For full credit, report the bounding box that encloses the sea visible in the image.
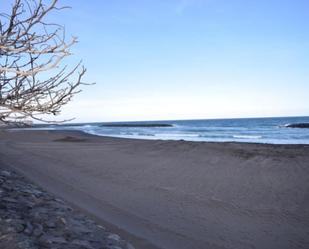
[33,116,309,144]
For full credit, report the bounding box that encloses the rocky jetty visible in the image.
[285,123,309,128]
[0,168,135,249]
[101,123,173,127]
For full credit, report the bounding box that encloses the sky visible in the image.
[3,0,309,122]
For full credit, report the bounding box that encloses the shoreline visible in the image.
[8,115,309,145]
[7,127,309,146]
[1,129,309,249]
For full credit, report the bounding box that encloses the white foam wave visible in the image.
[154,133,200,137]
[233,135,262,139]
[276,123,290,128]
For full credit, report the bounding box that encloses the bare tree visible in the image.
[0,0,87,124]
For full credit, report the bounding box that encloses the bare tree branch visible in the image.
[0,0,88,124]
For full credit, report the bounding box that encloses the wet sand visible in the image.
[0,130,308,249]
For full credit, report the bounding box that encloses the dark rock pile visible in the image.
[0,168,135,249]
[285,123,309,128]
[101,123,173,127]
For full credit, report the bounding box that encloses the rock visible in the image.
[23,222,33,235]
[49,236,67,244]
[97,224,105,230]
[32,207,49,214]
[71,224,92,234]
[0,170,11,177]
[2,197,18,203]
[54,198,65,204]
[285,123,309,128]
[0,166,134,249]
[71,239,94,248]
[109,246,123,249]
[101,123,173,127]
[20,188,43,196]
[39,235,67,244]
[45,221,56,228]
[32,224,43,237]
[16,239,33,249]
[2,184,13,191]
[126,243,135,249]
[13,221,25,233]
[107,233,121,241]
[0,202,7,210]
[60,217,66,225]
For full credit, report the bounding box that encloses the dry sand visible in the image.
[0,130,308,249]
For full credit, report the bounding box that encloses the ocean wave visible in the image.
[137,133,155,136]
[81,124,94,128]
[119,132,154,136]
[276,123,290,128]
[154,133,200,137]
[233,135,262,139]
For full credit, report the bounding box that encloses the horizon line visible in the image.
[46,115,309,125]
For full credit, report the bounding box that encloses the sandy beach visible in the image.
[0,129,308,249]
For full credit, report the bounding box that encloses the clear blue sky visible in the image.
[6,0,309,122]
